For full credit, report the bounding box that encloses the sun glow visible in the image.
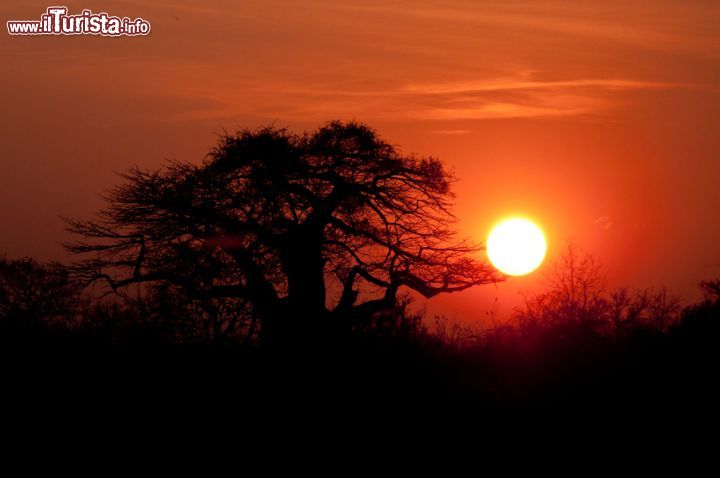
[487,218,547,276]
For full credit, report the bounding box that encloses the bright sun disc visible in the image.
[487,218,547,276]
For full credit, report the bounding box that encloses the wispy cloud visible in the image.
[404,78,678,95]
[595,216,613,230]
[400,75,683,120]
[165,73,683,122]
[423,101,599,121]
[329,0,720,58]
[431,129,473,135]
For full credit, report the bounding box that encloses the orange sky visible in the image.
[2,0,720,323]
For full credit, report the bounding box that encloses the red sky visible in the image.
[2,0,720,323]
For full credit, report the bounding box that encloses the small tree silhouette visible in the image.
[514,243,681,337]
[515,243,607,330]
[0,257,79,327]
[65,121,501,345]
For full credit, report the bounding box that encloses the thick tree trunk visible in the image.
[285,229,327,317]
[264,225,328,347]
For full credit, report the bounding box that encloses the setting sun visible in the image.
[487,218,547,276]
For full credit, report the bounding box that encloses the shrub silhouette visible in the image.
[514,243,681,337]
[0,256,79,330]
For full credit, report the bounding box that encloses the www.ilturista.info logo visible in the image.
[7,6,151,36]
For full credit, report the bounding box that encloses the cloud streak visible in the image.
[218,73,683,122]
[400,75,683,120]
[404,78,680,95]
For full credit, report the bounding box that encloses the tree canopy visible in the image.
[65,121,501,344]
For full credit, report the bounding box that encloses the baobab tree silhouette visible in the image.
[65,121,501,346]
